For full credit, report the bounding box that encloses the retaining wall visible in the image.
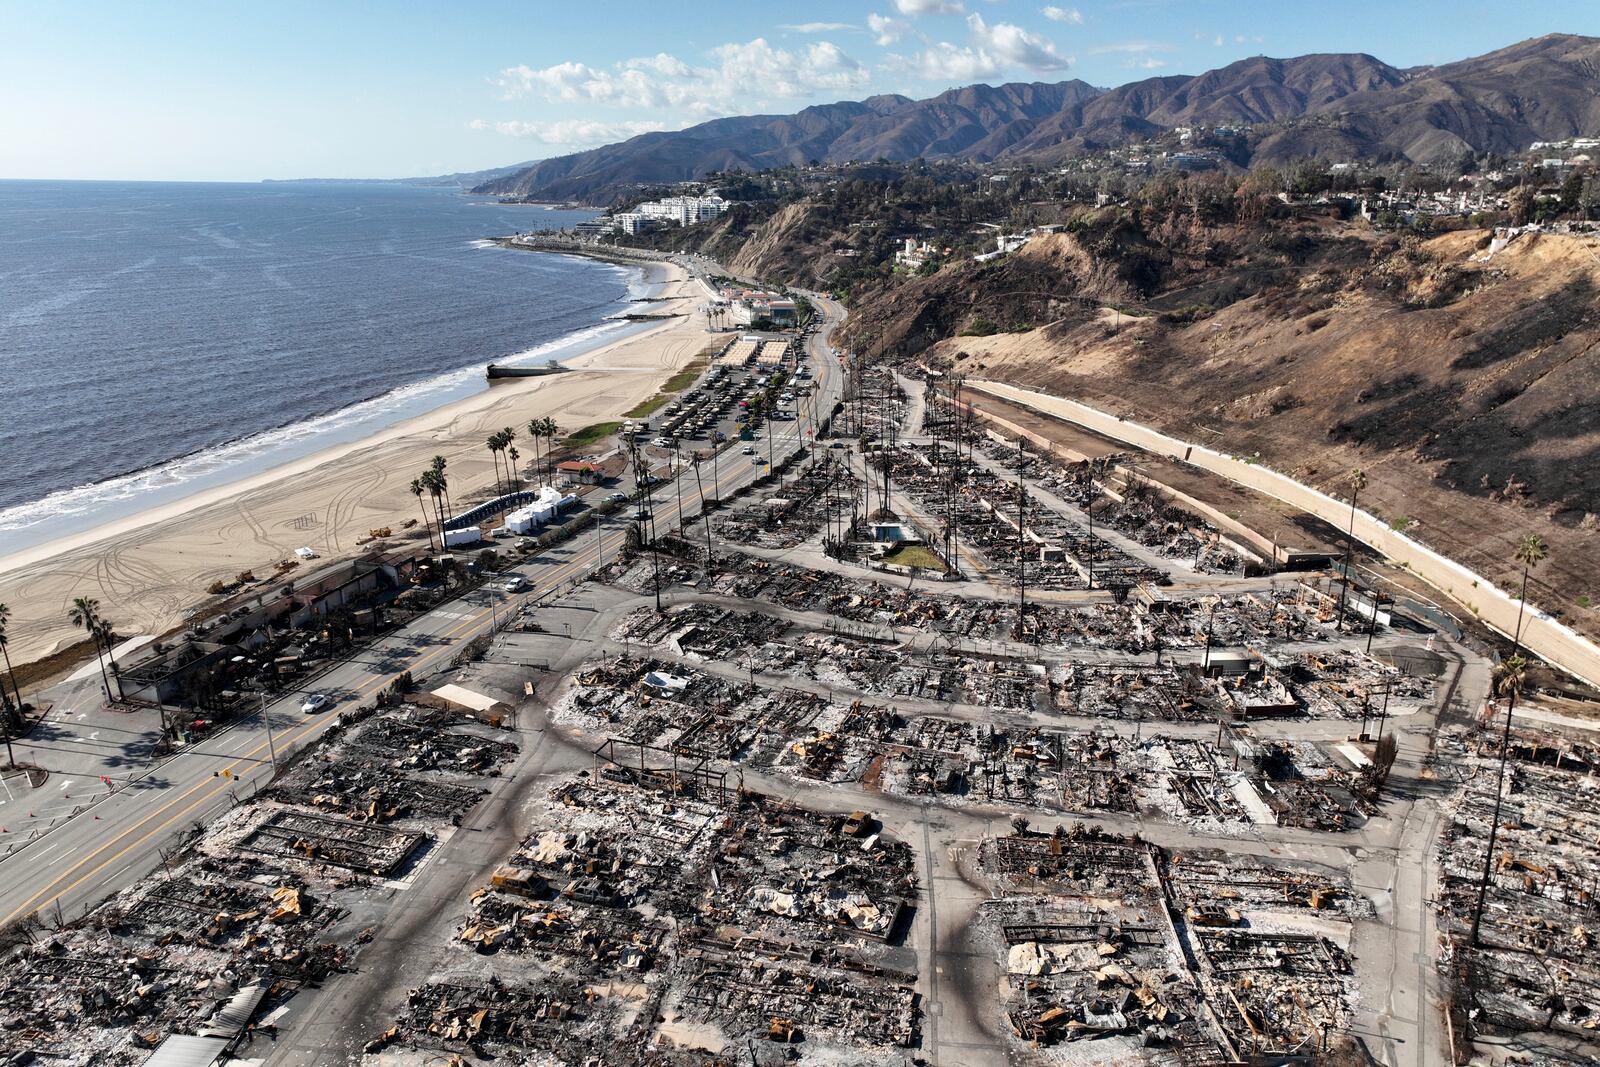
[969,380,1600,688]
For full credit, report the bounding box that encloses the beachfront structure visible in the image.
[635,195,729,226]
[604,195,728,236]
[612,212,654,236]
[721,286,797,326]
[501,486,579,535]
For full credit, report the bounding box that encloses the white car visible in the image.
[503,576,529,593]
[301,693,332,715]
[741,445,756,455]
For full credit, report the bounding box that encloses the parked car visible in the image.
[301,693,332,715]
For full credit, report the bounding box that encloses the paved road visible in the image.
[0,285,847,931]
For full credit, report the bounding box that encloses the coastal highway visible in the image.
[0,287,847,931]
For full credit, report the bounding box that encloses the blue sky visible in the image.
[2,0,1596,181]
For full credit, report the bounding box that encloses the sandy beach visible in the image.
[0,257,709,667]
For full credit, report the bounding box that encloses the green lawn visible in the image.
[661,365,701,391]
[621,349,714,419]
[563,421,622,448]
[623,393,674,420]
[881,543,946,570]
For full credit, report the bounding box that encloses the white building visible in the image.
[894,238,935,269]
[633,194,729,227]
[501,486,578,535]
[613,212,649,235]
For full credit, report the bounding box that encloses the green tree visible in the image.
[0,603,23,732]
[68,596,111,699]
[409,478,437,551]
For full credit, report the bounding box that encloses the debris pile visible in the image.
[373,776,924,1062]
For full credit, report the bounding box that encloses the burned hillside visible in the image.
[835,220,1600,642]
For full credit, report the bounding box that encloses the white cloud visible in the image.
[906,11,1070,82]
[1041,6,1083,23]
[710,39,867,99]
[915,41,1002,82]
[1088,40,1176,56]
[893,0,963,14]
[867,13,909,45]
[780,22,852,33]
[624,53,692,77]
[467,118,670,145]
[967,13,1069,70]
[495,61,673,109]
[493,37,870,119]
[1130,57,1167,69]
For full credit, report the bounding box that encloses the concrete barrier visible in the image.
[969,379,1600,688]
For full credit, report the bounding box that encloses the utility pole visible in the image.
[692,454,713,570]
[1335,469,1366,631]
[1201,598,1219,674]
[1084,471,1099,590]
[1015,437,1028,641]
[258,692,279,774]
[673,447,686,538]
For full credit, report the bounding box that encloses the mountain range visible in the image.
[476,33,1600,203]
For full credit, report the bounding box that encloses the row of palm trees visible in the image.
[67,596,121,701]
[406,418,567,550]
[526,416,561,487]
[408,455,454,551]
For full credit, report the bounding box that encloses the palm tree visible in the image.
[422,468,449,537]
[69,596,111,697]
[538,417,560,482]
[409,478,437,550]
[507,444,522,494]
[1469,654,1528,945]
[1509,533,1547,659]
[92,619,122,700]
[1335,467,1367,630]
[526,418,544,488]
[691,453,713,568]
[486,433,506,499]
[501,428,518,494]
[0,603,23,715]
[429,455,453,524]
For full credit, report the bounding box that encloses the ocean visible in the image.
[0,180,640,553]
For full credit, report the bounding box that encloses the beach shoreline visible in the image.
[0,255,708,667]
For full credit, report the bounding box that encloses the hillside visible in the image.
[848,223,1600,642]
[477,34,1600,202]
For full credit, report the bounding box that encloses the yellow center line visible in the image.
[2,392,799,926]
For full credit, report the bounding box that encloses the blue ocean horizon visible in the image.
[0,179,638,553]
